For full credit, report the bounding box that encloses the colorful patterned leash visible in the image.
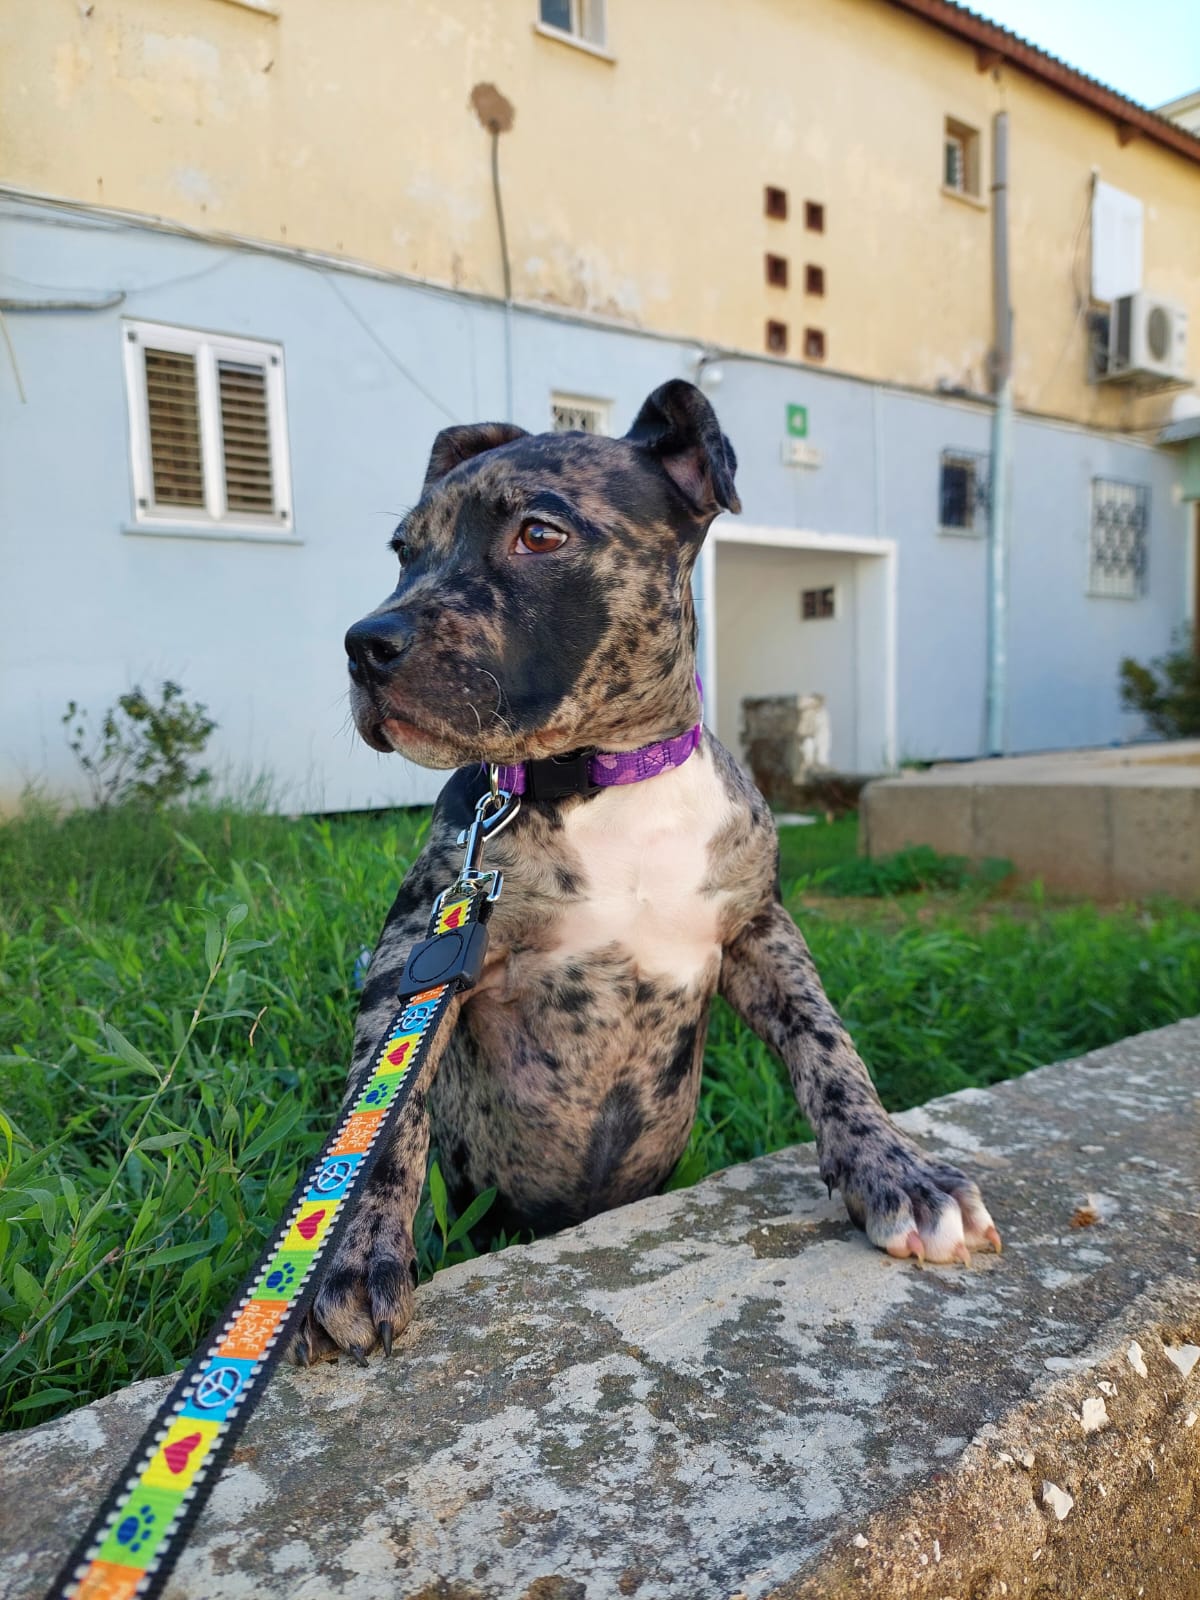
[50,778,521,1600]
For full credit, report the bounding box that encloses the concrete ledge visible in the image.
[2,1022,1199,1599]
[861,742,1200,898]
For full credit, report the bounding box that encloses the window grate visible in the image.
[551,395,609,434]
[1089,479,1148,599]
[938,449,989,534]
[218,360,275,512]
[801,587,836,620]
[144,349,205,508]
[943,118,981,197]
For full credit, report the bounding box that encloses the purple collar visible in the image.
[494,724,702,801]
[493,678,704,802]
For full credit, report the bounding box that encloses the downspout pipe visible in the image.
[471,83,518,424]
[987,111,1013,756]
[489,129,515,424]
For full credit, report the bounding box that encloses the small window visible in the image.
[122,320,292,533]
[766,320,789,355]
[538,0,606,48]
[801,587,836,620]
[765,253,789,288]
[765,186,788,221]
[939,450,989,535]
[944,118,981,197]
[805,264,825,296]
[804,327,826,362]
[1089,478,1148,599]
[551,393,610,434]
[804,201,825,233]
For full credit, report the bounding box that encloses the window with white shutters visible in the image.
[123,321,292,535]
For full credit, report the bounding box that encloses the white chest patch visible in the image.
[548,747,734,984]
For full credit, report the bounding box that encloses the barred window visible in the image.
[938,450,989,535]
[1089,479,1148,599]
[551,394,610,435]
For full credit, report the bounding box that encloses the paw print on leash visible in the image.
[115,1503,157,1554]
[265,1259,298,1294]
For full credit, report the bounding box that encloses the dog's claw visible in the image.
[887,1229,926,1267]
[378,1321,394,1358]
[953,1241,972,1267]
[984,1225,1003,1255]
[347,1343,370,1369]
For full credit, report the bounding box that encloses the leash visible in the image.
[49,776,521,1600]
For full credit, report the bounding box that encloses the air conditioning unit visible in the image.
[1102,292,1189,383]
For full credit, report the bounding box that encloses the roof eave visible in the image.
[886,0,1200,169]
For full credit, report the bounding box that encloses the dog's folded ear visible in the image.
[625,380,741,518]
[422,422,529,493]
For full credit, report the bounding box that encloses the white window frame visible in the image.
[535,0,611,58]
[122,318,294,540]
[550,392,612,435]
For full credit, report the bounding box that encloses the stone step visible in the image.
[2,1021,1198,1600]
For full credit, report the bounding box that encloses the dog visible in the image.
[291,380,1000,1366]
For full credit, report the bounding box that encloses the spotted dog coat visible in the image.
[292,381,999,1365]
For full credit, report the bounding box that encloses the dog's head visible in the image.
[345,380,739,767]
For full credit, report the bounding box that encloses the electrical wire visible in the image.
[321,274,459,422]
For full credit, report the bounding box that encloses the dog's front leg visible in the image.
[291,836,465,1367]
[290,990,462,1366]
[719,900,1001,1263]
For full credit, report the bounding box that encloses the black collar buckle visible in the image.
[522,748,600,802]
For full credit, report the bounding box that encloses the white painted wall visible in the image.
[713,543,863,772]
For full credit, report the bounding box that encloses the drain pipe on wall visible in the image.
[987,111,1013,756]
[471,83,517,422]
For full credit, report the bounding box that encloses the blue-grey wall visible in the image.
[0,195,1187,811]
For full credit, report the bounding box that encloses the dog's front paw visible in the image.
[288,1201,417,1367]
[824,1129,1001,1265]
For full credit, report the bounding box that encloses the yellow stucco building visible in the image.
[2,0,1198,810]
[5,0,1199,431]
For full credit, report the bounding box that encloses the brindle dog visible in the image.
[292,380,1000,1366]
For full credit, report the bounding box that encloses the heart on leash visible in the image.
[296,1209,326,1241]
[163,1432,203,1475]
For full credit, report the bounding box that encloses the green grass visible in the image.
[3,799,1200,1429]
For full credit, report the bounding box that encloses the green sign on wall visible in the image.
[786,404,809,438]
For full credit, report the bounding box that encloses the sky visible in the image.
[966,0,1200,110]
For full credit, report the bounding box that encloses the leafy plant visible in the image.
[1118,629,1200,740]
[4,804,1200,1427]
[62,681,217,809]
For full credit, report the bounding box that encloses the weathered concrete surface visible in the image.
[861,740,1200,898]
[2,1021,1198,1600]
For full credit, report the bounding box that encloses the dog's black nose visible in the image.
[344,615,411,681]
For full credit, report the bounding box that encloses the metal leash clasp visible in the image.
[450,765,521,903]
[400,769,521,1002]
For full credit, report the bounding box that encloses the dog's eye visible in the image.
[516,521,568,556]
[394,541,412,568]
